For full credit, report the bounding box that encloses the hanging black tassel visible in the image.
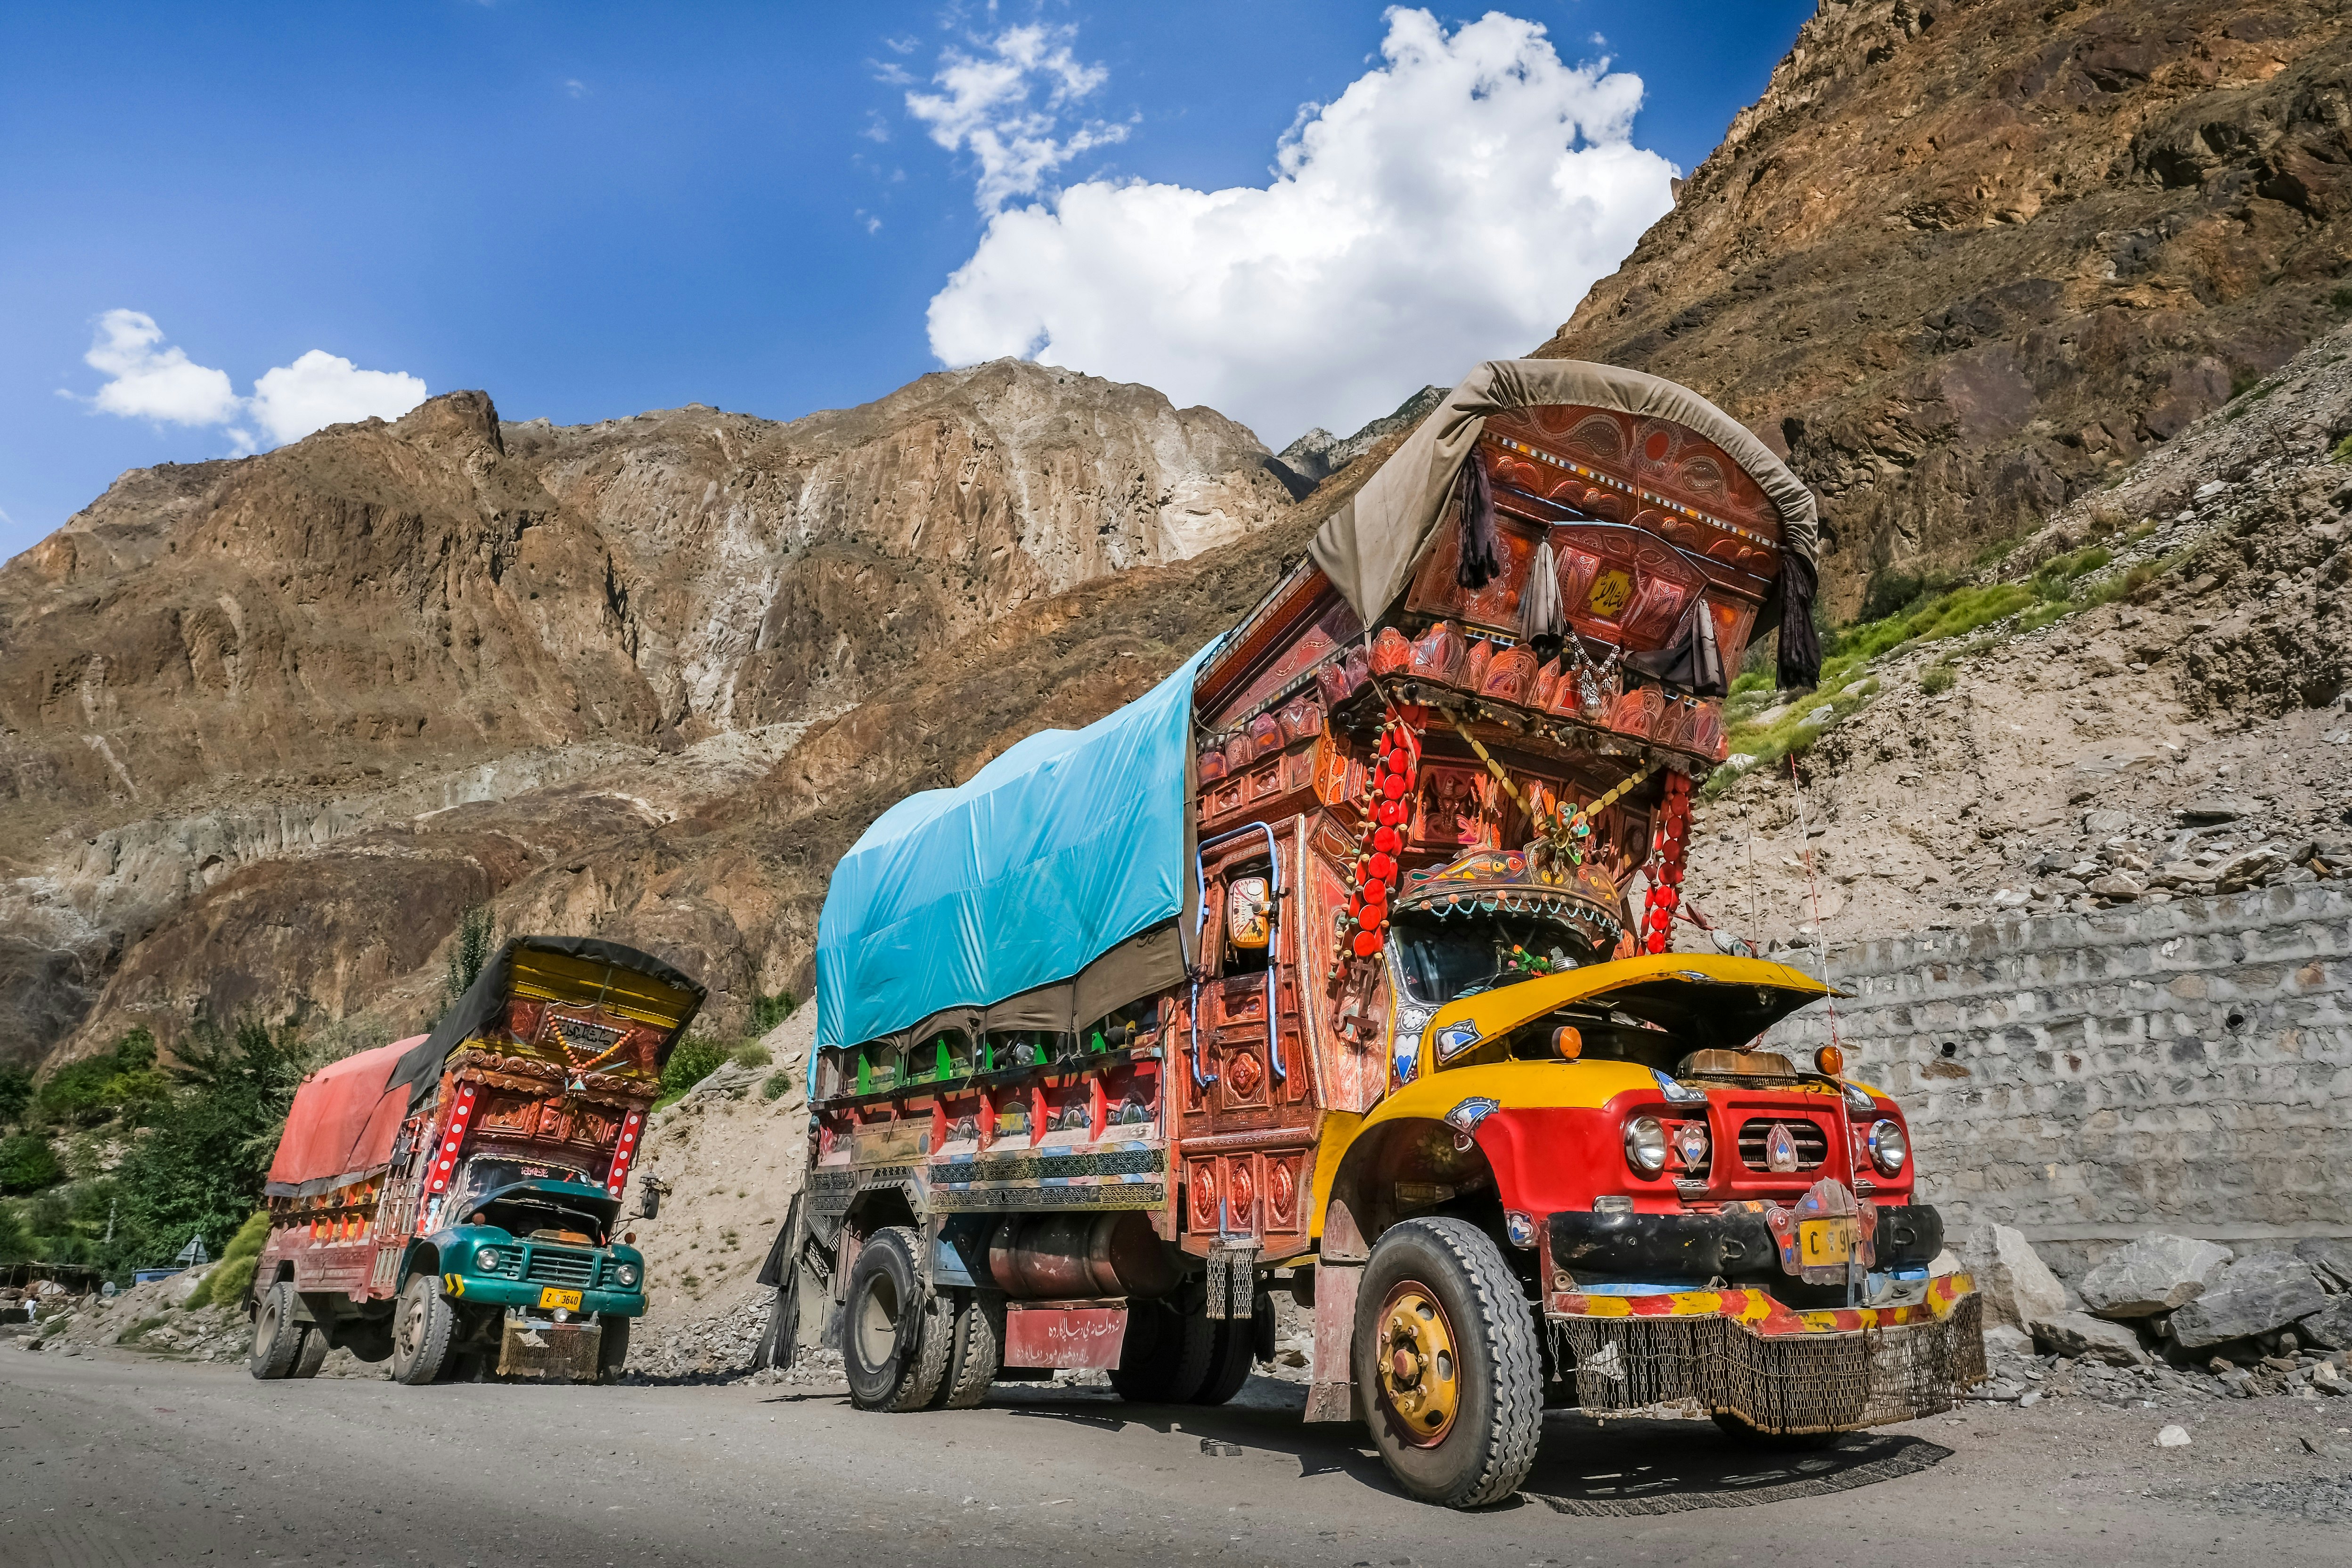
[1455,455,1500,591]
[1776,555,1822,689]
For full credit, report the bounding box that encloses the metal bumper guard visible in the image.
[441,1273,645,1319]
[1548,1274,1987,1434]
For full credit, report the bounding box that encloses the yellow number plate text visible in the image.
[538,1287,583,1311]
[1798,1217,1857,1267]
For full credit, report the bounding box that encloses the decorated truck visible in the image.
[249,937,704,1385]
[758,360,1984,1505]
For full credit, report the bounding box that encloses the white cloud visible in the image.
[83,310,243,427]
[74,313,427,451]
[249,351,430,445]
[923,8,1676,446]
[905,23,1128,212]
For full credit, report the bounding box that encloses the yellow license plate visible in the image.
[1798,1217,1858,1267]
[538,1287,582,1312]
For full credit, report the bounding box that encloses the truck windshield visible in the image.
[1390,913,1600,1006]
[451,1156,591,1217]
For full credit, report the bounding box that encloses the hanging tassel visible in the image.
[1455,456,1500,590]
[1519,538,1564,646]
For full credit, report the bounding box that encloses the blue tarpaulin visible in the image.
[816,644,1217,1055]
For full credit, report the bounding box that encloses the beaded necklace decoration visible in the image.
[547,1015,629,1076]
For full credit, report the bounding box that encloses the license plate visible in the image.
[538,1287,582,1311]
[1798,1217,1857,1267]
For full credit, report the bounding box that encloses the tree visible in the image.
[114,1018,307,1265]
[0,1063,31,1127]
[0,1133,63,1194]
[442,905,499,1013]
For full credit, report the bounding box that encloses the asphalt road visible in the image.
[4,1348,2345,1568]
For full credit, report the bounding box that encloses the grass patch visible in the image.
[122,1315,169,1342]
[2332,433,2352,464]
[1919,662,1957,695]
[192,1210,270,1309]
[761,1070,794,1102]
[729,1042,772,1070]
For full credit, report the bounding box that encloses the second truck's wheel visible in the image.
[248,1281,305,1380]
[390,1274,457,1387]
[290,1323,332,1378]
[1354,1217,1544,1509]
[1189,1291,1268,1407]
[840,1227,953,1412]
[598,1317,633,1383]
[934,1289,1004,1409]
[1107,1295,1217,1404]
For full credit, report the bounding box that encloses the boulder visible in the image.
[2085,873,2145,901]
[2294,1238,2352,1292]
[2081,1234,2233,1319]
[1983,1323,2034,1358]
[2167,1252,2329,1349]
[1981,1225,2067,1328]
[2299,1296,2352,1352]
[2032,1310,2153,1366]
[162,1265,215,1309]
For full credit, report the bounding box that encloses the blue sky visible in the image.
[0,2,1812,560]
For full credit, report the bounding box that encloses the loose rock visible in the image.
[2168,1253,2330,1349]
[2082,1234,2234,1320]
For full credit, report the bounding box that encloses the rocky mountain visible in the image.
[1271,385,1449,490]
[1535,0,2352,616]
[0,363,1294,1066]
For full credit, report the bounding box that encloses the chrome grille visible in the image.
[1736,1117,1829,1172]
[523,1246,597,1288]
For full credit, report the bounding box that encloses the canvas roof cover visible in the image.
[264,1036,424,1198]
[816,644,1217,1055]
[1307,358,1820,630]
[386,935,708,1111]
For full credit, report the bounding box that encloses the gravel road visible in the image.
[5,1347,2348,1568]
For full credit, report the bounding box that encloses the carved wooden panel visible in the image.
[1404,511,1547,637]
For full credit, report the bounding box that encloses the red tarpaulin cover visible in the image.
[264,1036,425,1197]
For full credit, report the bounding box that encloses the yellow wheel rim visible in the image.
[1374,1283,1460,1446]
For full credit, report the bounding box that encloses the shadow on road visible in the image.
[987,1376,1954,1511]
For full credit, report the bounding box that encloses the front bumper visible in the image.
[441,1273,646,1319]
[1547,1273,1986,1433]
[1547,1203,1944,1287]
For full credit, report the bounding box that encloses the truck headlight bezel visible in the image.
[612,1262,641,1288]
[474,1246,503,1274]
[1867,1119,1908,1176]
[1624,1115,1668,1175]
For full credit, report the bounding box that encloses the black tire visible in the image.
[1190,1293,1266,1406]
[248,1281,304,1380]
[290,1324,331,1378]
[1108,1294,1218,1404]
[598,1317,633,1382]
[935,1290,1004,1409]
[1354,1217,1544,1508]
[1711,1411,1840,1450]
[390,1274,457,1387]
[840,1227,953,1412]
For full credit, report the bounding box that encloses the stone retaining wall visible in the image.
[1763,884,2352,1278]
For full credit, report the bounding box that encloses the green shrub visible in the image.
[194,1210,271,1309]
[0,1203,29,1263]
[1857,566,1951,623]
[2333,433,2352,464]
[114,1018,307,1266]
[441,905,498,1013]
[0,1064,31,1127]
[0,1133,64,1194]
[653,1035,730,1110]
[1919,663,1957,695]
[34,1029,168,1129]
[761,1070,793,1102]
[729,1042,773,1070]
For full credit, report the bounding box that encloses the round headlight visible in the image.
[613,1262,641,1288]
[1868,1119,1908,1176]
[474,1246,502,1273]
[1624,1115,1668,1175]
